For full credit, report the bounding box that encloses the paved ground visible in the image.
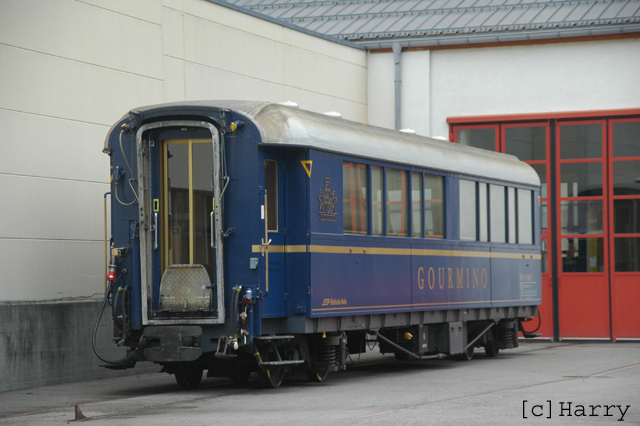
[1,340,639,425]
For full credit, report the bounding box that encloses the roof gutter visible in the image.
[356,24,640,50]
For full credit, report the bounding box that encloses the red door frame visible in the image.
[556,120,610,339]
[608,118,640,340]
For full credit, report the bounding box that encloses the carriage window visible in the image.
[460,180,477,241]
[411,173,422,237]
[264,160,278,232]
[343,162,368,234]
[508,187,516,243]
[518,189,533,244]
[479,183,488,242]
[425,174,444,238]
[490,185,506,243]
[372,166,383,235]
[387,168,409,236]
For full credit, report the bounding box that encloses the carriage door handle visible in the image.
[153,212,158,250]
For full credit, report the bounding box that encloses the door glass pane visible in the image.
[508,187,516,243]
[541,201,548,232]
[265,160,278,232]
[530,164,547,198]
[614,237,640,272]
[458,128,496,151]
[560,124,602,159]
[372,166,383,235]
[387,168,408,236]
[612,160,640,196]
[518,189,533,244]
[425,174,444,238]
[613,121,640,158]
[614,199,640,234]
[504,126,546,161]
[192,142,214,279]
[541,239,549,273]
[479,183,488,242]
[167,143,190,265]
[560,163,603,197]
[490,184,505,243]
[460,180,476,241]
[343,162,368,234]
[411,172,422,237]
[561,200,603,235]
[562,238,604,272]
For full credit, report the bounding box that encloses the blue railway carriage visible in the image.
[99,101,541,388]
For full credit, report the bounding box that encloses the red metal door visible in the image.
[609,119,640,340]
[556,120,610,338]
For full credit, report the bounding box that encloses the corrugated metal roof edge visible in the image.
[204,0,365,50]
[354,23,640,49]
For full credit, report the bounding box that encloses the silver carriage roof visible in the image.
[106,100,540,187]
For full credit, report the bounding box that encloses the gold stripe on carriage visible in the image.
[251,245,541,260]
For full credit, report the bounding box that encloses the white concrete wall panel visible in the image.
[429,39,640,137]
[282,27,367,68]
[0,240,104,301]
[183,14,285,85]
[0,0,163,79]
[79,0,163,24]
[0,44,164,125]
[184,62,285,101]
[0,175,106,241]
[0,110,108,182]
[284,45,366,104]
[183,0,285,44]
[163,6,185,60]
[163,56,186,102]
[367,51,395,130]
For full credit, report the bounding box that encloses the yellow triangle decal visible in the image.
[301,161,312,178]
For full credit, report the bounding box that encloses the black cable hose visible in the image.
[92,278,129,365]
[520,312,542,334]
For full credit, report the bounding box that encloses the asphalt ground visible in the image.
[1,340,639,425]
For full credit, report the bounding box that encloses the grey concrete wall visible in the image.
[0,300,157,392]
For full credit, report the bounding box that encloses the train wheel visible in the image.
[174,363,203,389]
[257,344,285,388]
[258,366,284,389]
[306,367,329,383]
[484,340,500,357]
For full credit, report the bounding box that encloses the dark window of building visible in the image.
[505,126,546,161]
[560,124,603,160]
[562,238,604,273]
[458,128,496,151]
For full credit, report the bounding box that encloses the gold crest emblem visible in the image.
[317,175,338,222]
